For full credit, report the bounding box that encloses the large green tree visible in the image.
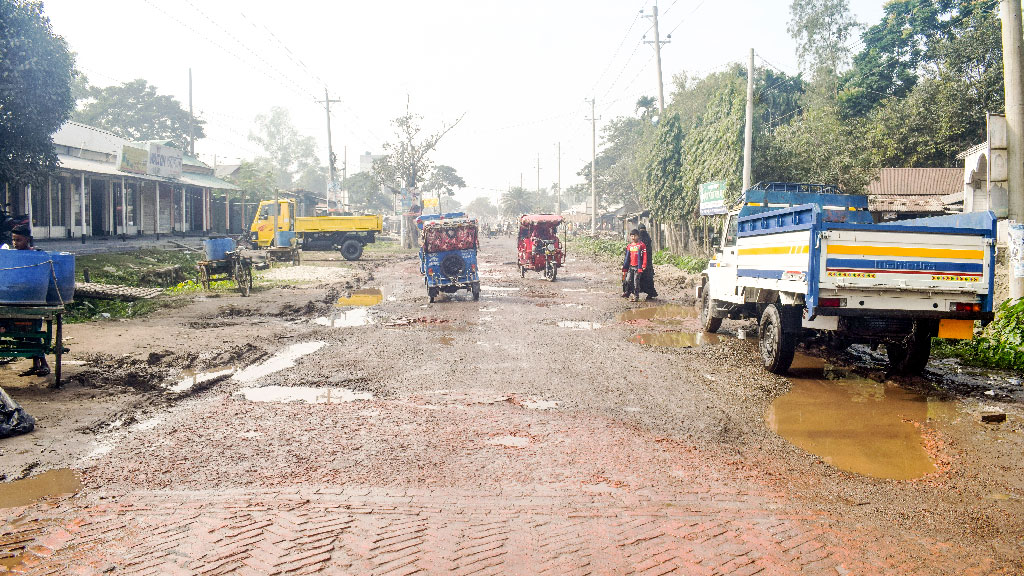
[788,0,859,79]
[74,79,205,151]
[248,106,323,192]
[499,187,534,217]
[0,0,75,185]
[464,196,498,220]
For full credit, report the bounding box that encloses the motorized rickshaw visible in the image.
[418,213,481,302]
[517,214,564,281]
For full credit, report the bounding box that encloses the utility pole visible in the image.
[586,98,600,233]
[536,153,541,195]
[1003,0,1024,300]
[557,142,562,215]
[342,145,348,211]
[742,49,755,192]
[644,4,669,113]
[317,88,342,214]
[188,69,195,155]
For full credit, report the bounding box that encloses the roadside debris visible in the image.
[0,387,35,439]
[981,412,1007,423]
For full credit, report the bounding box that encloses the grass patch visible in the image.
[65,297,165,324]
[932,298,1024,372]
[572,236,708,273]
[75,248,201,287]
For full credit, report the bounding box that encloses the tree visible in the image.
[464,196,498,220]
[499,187,533,217]
[422,165,466,200]
[74,79,205,151]
[0,0,75,185]
[248,106,323,191]
[373,112,462,192]
[639,113,685,222]
[342,172,391,213]
[788,0,859,92]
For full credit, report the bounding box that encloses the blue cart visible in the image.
[417,214,481,303]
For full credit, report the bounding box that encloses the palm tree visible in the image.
[499,187,532,217]
[635,96,657,118]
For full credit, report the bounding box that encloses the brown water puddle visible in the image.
[337,289,383,307]
[766,355,949,480]
[629,332,720,347]
[0,469,81,509]
[617,304,697,324]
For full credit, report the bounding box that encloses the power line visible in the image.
[666,0,707,37]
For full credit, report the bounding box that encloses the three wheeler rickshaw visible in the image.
[418,213,481,302]
[196,237,254,296]
[517,214,564,281]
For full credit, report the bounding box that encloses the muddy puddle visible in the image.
[232,341,327,383]
[314,308,374,328]
[235,386,373,404]
[168,367,235,393]
[629,332,720,347]
[336,288,383,307]
[766,355,951,480]
[618,304,697,324]
[0,469,81,509]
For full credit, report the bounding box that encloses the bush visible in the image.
[573,237,708,273]
[932,298,1024,372]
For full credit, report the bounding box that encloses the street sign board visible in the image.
[699,181,728,216]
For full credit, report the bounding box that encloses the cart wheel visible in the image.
[472,282,480,301]
[199,265,211,290]
[53,314,63,389]
[235,261,252,297]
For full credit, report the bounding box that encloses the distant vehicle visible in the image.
[699,182,996,375]
[517,214,564,281]
[248,199,382,260]
[417,213,480,302]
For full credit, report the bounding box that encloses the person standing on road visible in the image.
[621,229,647,302]
[637,223,658,300]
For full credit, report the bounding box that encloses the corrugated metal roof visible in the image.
[53,122,126,155]
[177,171,240,191]
[57,154,170,182]
[865,168,963,197]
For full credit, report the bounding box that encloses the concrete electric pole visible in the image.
[742,49,755,193]
[317,88,342,214]
[586,98,600,233]
[644,5,669,113]
[1002,0,1024,300]
[557,142,562,215]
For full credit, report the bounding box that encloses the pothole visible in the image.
[235,386,374,404]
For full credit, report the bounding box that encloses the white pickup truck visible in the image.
[698,183,997,374]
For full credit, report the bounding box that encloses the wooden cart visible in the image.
[196,250,253,296]
[0,305,67,388]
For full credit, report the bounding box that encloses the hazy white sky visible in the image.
[43,0,885,205]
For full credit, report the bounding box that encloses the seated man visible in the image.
[10,225,49,377]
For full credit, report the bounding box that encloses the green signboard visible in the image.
[699,181,728,215]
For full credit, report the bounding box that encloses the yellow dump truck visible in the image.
[249,199,383,260]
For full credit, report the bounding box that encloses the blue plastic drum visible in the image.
[204,237,236,261]
[45,252,75,305]
[275,231,296,247]
[0,250,52,305]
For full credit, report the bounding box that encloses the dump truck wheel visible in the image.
[887,322,933,375]
[341,240,363,261]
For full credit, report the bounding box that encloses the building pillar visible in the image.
[79,173,86,243]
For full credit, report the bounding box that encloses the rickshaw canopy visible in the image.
[519,214,563,227]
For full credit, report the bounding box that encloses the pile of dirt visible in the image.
[259,265,356,284]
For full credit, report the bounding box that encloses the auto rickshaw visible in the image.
[517,214,564,281]
[418,213,481,302]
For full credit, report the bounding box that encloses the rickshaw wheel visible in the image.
[519,265,525,278]
[199,265,211,290]
[546,264,558,282]
[235,261,252,297]
[471,282,480,301]
[428,287,438,303]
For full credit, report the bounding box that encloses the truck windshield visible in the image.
[257,205,272,221]
[724,215,738,247]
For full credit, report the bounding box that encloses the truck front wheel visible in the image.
[759,304,797,375]
[341,239,363,261]
[699,281,722,333]
[887,322,933,375]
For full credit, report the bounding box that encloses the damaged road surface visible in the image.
[0,240,1021,575]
